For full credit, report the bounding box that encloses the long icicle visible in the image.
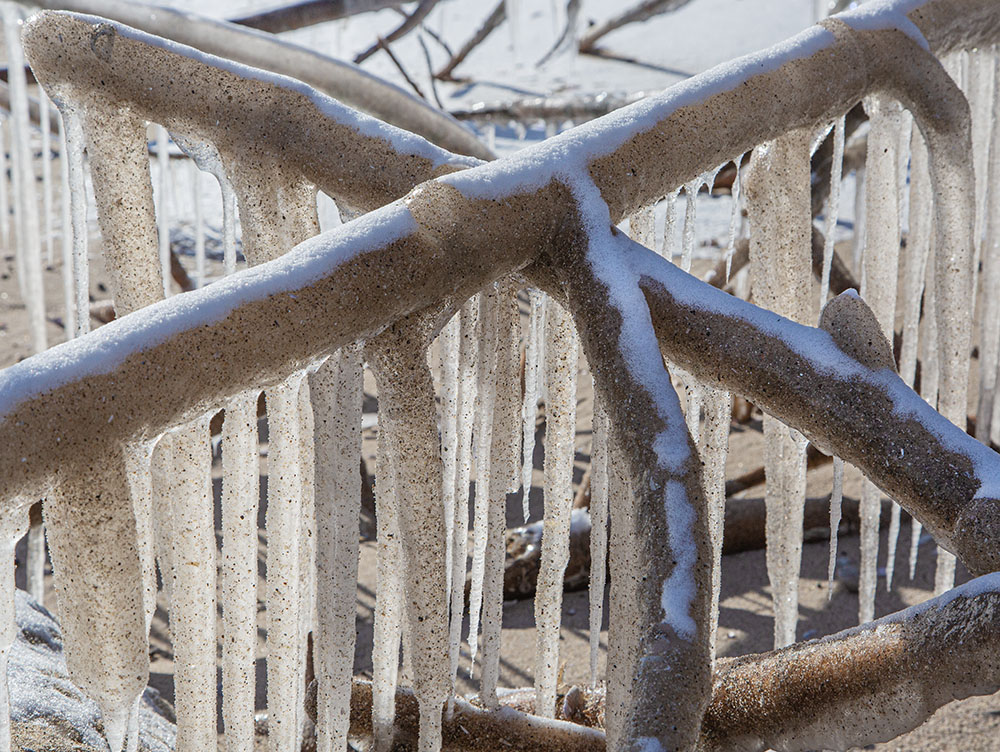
[858,96,903,621]
[746,131,813,648]
[440,314,460,597]
[0,515,28,752]
[221,390,260,752]
[311,346,363,752]
[63,110,90,338]
[467,288,499,674]
[40,92,54,266]
[155,124,171,297]
[448,299,479,698]
[533,299,578,717]
[521,289,544,521]
[57,115,76,337]
[480,284,521,709]
[701,385,732,661]
[906,128,934,580]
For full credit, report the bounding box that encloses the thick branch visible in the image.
[32,0,492,160]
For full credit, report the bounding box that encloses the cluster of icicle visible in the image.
[2,3,1000,752]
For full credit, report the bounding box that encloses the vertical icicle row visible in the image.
[311,347,363,752]
[533,300,578,717]
[826,459,844,599]
[588,398,609,688]
[521,290,544,520]
[746,131,813,648]
[2,3,46,353]
[467,289,499,673]
[857,96,903,621]
[448,299,478,693]
[221,390,259,752]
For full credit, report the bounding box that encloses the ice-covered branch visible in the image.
[702,572,1000,751]
[30,0,492,160]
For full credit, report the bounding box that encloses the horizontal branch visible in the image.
[230,0,402,34]
[31,0,493,160]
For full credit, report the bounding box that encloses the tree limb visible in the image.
[230,0,403,34]
[354,0,439,65]
[578,0,695,54]
[435,0,504,81]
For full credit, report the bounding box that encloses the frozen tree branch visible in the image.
[435,0,504,81]
[31,0,492,159]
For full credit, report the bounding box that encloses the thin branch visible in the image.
[416,31,445,110]
[354,0,440,65]
[230,0,402,34]
[377,36,427,101]
[578,0,695,53]
[537,0,581,67]
[435,0,505,81]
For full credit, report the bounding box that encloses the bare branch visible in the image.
[354,0,440,65]
[230,0,402,34]
[578,0,695,54]
[376,35,427,101]
[435,0,505,81]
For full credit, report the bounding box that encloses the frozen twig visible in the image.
[435,0,505,81]
[354,0,440,65]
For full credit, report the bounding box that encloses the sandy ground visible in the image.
[2,209,999,752]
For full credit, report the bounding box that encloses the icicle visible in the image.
[57,115,75,337]
[681,178,701,272]
[467,289,500,673]
[192,163,206,287]
[40,93,54,266]
[700,386,731,661]
[297,380,317,737]
[45,452,147,752]
[819,117,846,307]
[166,421,217,751]
[588,398,609,688]
[220,391,260,752]
[25,515,44,603]
[3,3,46,352]
[827,458,844,599]
[662,189,679,261]
[724,156,744,282]
[372,402,403,752]
[155,125,171,296]
[262,380,305,752]
[852,166,866,274]
[440,314,460,596]
[311,347,362,752]
[533,300,578,718]
[480,285,521,710]
[0,120,9,255]
[521,289,544,520]
[448,299,479,694]
[0,514,28,752]
[976,54,1000,443]
[857,96,903,619]
[63,111,90,338]
[747,132,813,648]
[221,176,238,276]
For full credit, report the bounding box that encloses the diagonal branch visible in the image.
[354,0,440,65]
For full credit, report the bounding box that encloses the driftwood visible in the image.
[10,3,1000,748]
